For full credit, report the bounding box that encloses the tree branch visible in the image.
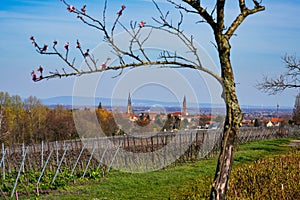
[30,0,223,85]
[257,54,300,95]
[34,59,223,85]
[216,0,226,33]
[181,0,217,30]
[225,0,265,39]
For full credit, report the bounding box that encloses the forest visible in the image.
[0,91,80,145]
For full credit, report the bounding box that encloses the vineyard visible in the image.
[0,127,298,198]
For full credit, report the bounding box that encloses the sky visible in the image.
[1,0,300,108]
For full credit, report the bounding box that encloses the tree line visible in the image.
[0,92,78,145]
[0,91,189,146]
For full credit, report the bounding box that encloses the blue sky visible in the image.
[1,0,300,107]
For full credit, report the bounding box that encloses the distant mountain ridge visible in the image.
[41,96,192,107]
[40,96,293,110]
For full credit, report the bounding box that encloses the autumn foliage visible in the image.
[0,92,77,145]
[95,107,120,136]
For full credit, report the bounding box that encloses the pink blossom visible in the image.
[31,71,38,81]
[67,5,75,12]
[64,42,69,50]
[41,45,48,52]
[139,21,145,28]
[37,66,43,73]
[117,10,123,16]
[81,5,86,13]
[76,40,81,49]
[84,49,89,57]
[101,57,111,70]
[101,63,107,70]
[32,42,37,47]
[117,5,126,16]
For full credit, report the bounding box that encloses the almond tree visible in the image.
[30,0,265,199]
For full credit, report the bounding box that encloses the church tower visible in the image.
[127,92,133,114]
[182,95,187,116]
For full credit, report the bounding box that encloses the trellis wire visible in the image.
[41,141,44,169]
[108,142,123,172]
[97,143,109,169]
[11,146,28,198]
[51,144,69,184]
[83,141,96,178]
[55,141,59,165]
[0,128,297,187]
[22,143,25,173]
[71,143,86,176]
[36,149,54,186]
[0,127,298,199]
[1,143,5,180]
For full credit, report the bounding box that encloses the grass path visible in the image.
[39,138,294,200]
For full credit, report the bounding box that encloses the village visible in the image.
[116,93,293,133]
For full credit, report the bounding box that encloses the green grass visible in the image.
[29,138,295,200]
[234,138,292,165]
[39,159,219,200]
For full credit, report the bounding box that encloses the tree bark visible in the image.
[210,35,243,200]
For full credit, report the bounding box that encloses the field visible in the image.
[31,138,297,200]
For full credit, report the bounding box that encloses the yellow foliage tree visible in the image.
[95,107,120,136]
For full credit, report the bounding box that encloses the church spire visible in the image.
[182,95,187,116]
[127,92,133,114]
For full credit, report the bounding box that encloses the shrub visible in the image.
[228,150,300,199]
[174,150,300,199]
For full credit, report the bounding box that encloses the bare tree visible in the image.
[30,0,265,199]
[258,54,300,95]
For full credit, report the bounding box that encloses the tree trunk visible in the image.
[210,35,243,200]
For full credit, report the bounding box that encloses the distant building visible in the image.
[271,117,284,125]
[127,92,133,114]
[123,94,192,130]
[266,120,273,127]
[182,95,187,116]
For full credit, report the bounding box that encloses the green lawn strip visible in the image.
[39,159,218,200]
[234,138,292,166]
[38,138,294,200]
